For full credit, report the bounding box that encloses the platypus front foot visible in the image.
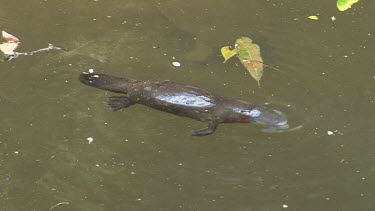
[191,122,218,136]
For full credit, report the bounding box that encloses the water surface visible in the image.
[0,0,374,210]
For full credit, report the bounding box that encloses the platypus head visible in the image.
[247,107,288,127]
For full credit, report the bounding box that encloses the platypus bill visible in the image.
[79,73,288,136]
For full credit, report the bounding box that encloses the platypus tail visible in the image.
[79,73,136,94]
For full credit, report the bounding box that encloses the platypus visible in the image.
[79,73,287,136]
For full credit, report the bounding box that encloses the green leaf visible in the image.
[220,46,237,63]
[235,37,263,87]
[337,0,359,11]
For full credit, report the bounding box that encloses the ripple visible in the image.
[258,101,309,133]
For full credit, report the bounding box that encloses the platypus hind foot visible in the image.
[192,122,218,136]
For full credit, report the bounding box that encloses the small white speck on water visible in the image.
[331,16,336,21]
[93,75,99,78]
[95,164,100,167]
[172,61,181,67]
[106,16,112,18]
[283,204,288,208]
[68,63,72,66]
[104,122,108,125]
[327,131,334,135]
[14,151,19,154]
[87,137,94,144]
[136,198,142,201]
[178,163,183,166]
[93,18,97,21]
[88,69,94,73]
[130,171,135,175]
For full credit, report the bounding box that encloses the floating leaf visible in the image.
[0,31,20,57]
[235,37,263,87]
[337,0,359,11]
[308,15,319,20]
[0,42,19,55]
[1,30,65,62]
[220,46,237,63]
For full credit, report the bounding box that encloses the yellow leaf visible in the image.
[337,0,359,11]
[308,16,319,20]
[220,46,237,63]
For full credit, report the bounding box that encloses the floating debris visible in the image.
[87,136,94,144]
[49,202,69,211]
[1,30,65,62]
[172,61,181,67]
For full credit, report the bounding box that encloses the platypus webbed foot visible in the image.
[107,96,133,111]
[192,122,218,136]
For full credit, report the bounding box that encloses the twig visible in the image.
[3,43,66,61]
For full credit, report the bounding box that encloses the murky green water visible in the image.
[1,0,374,210]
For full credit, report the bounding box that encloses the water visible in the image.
[1,0,374,210]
